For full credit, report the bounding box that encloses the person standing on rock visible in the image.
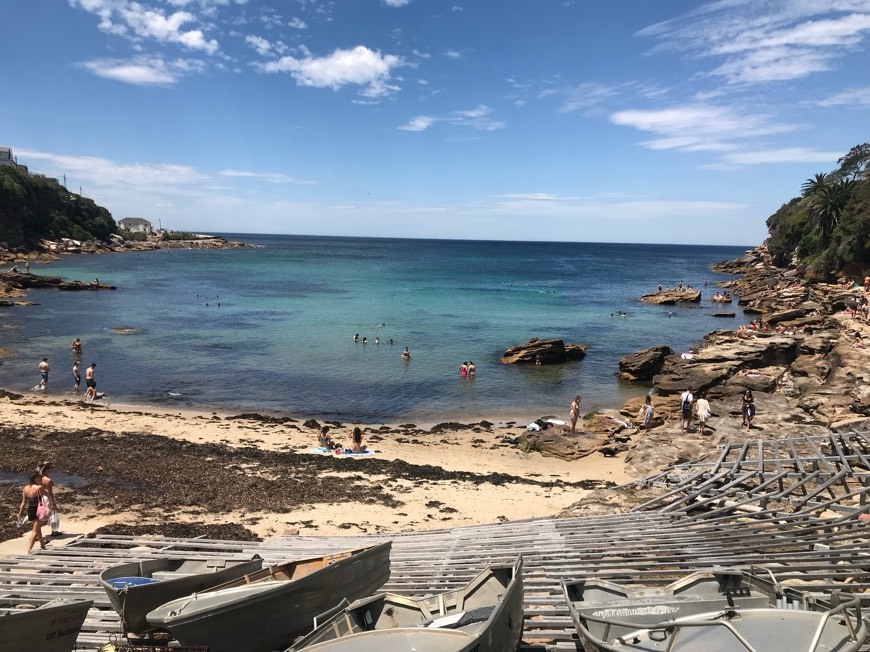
[741,389,755,432]
[679,386,694,433]
[695,393,711,436]
[569,395,582,434]
[638,395,654,433]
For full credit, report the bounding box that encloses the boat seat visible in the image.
[150,572,198,582]
[425,606,496,629]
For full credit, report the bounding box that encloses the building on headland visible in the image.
[118,217,154,234]
[0,146,29,172]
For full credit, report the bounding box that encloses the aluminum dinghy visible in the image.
[0,597,93,652]
[562,568,868,651]
[288,556,523,652]
[146,541,392,652]
[99,555,263,635]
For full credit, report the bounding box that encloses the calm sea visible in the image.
[0,235,747,423]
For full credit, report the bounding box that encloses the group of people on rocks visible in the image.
[656,280,695,293]
[317,425,367,453]
[35,338,99,400]
[16,461,61,552]
[677,386,755,435]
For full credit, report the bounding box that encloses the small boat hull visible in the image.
[288,556,524,652]
[147,542,392,652]
[0,598,93,652]
[99,555,263,634]
[562,568,868,652]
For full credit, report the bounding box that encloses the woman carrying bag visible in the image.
[18,472,48,552]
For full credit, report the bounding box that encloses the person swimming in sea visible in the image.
[402,347,411,360]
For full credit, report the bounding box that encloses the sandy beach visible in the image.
[0,391,630,553]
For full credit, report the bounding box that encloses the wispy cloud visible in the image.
[610,103,794,153]
[399,105,505,132]
[259,45,403,98]
[219,169,313,184]
[817,86,870,106]
[638,1,870,85]
[78,56,206,85]
[710,147,844,166]
[383,0,410,6]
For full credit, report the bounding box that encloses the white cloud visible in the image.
[817,86,870,106]
[713,147,844,165]
[610,103,794,152]
[78,56,205,85]
[245,34,271,56]
[219,169,313,184]
[17,149,208,190]
[444,49,462,59]
[260,46,403,97]
[638,1,870,85]
[70,0,219,54]
[383,0,410,6]
[399,105,505,132]
[288,16,307,29]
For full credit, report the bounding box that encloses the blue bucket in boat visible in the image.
[107,576,158,589]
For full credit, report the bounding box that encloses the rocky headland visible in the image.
[522,244,870,491]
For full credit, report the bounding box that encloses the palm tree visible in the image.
[807,179,855,243]
[801,172,828,197]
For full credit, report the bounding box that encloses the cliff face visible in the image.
[0,166,118,249]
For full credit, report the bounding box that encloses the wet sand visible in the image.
[0,392,630,552]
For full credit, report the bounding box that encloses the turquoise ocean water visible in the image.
[0,235,747,423]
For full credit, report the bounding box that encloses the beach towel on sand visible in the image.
[310,447,377,458]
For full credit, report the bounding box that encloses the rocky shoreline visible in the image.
[520,243,870,481]
[0,235,251,302]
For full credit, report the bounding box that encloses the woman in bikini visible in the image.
[18,472,47,552]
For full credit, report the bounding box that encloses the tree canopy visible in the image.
[0,165,118,249]
[766,143,870,279]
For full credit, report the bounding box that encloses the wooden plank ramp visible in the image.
[4,430,870,650]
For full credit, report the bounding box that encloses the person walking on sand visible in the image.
[569,395,582,434]
[18,472,47,552]
[71,338,82,363]
[37,358,49,390]
[85,362,97,401]
[679,386,694,433]
[638,395,654,433]
[37,462,60,536]
[741,388,755,432]
[695,393,711,436]
[72,361,80,394]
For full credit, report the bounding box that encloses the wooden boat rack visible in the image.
[2,428,870,650]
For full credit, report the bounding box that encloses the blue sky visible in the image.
[3,1,869,245]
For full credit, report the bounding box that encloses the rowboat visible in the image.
[287,556,523,652]
[562,568,868,651]
[99,555,264,635]
[0,597,93,652]
[146,542,392,652]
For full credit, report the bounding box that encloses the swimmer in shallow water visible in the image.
[402,347,411,359]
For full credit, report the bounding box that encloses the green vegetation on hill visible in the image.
[0,165,117,248]
[767,143,870,279]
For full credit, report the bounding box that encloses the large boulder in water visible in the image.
[640,289,701,304]
[501,338,587,364]
[618,345,673,381]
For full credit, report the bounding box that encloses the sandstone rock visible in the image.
[617,345,673,381]
[500,338,587,364]
[516,430,609,461]
[639,289,701,304]
[789,355,831,381]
